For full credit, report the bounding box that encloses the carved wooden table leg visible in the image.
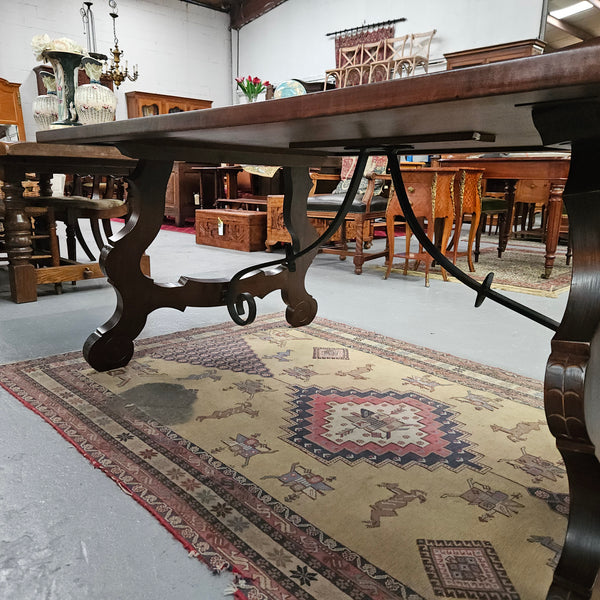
[1,167,37,303]
[280,166,319,326]
[84,162,320,371]
[542,183,565,279]
[545,140,600,599]
[84,159,175,371]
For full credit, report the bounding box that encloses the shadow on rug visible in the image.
[0,315,567,599]
[375,238,571,297]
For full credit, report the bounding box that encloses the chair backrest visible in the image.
[385,36,410,62]
[339,45,363,68]
[361,41,384,65]
[407,30,436,59]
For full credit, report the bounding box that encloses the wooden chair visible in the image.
[369,36,409,82]
[30,173,129,263]
[397,30,437,76]
[448,168,484,271]
[266,167,390,274]
[384,167,458,286]
[324,45,363,89]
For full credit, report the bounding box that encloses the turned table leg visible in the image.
[1,167,37,303]
[542,183,565,279]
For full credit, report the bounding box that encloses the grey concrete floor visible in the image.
[0,224,570,599]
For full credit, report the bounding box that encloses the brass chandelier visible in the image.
[81,0,139,89]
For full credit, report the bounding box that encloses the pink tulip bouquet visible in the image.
[235,76,270,102]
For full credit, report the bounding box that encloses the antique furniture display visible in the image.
[126,92,213,225]
[444,39,546,70]
[324,30,436,88]
[437,155,570,277]
[125,91,212,118]
[265,169,386,273]
[0,78,26,141]
[164,161,203,226]
[195,208,267,252]
[0,142,137,303]
[39,40,600,598]
[384,168,458,286]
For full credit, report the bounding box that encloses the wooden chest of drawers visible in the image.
[195,209,267,252]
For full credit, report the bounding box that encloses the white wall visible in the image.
[0,0,232,140]
[235,0,547,87]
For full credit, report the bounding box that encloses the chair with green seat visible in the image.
[474,192,508,263]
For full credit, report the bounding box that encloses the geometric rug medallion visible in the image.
[0,315,568,600]
[417,539,519,599]
[283,387,486,470]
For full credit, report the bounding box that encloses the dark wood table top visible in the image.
[37,40,600,162]
[0,141,136,176]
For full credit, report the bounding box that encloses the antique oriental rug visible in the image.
[0,316,568,599]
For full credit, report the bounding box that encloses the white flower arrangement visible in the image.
[31,34,86,61]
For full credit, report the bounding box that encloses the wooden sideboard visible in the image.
[125,91,212,118]
[444,39,546,69]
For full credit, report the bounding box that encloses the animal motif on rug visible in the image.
[262,349,292,362]
[335,364,374,380]
[196,400,259,422]
[261,462,334,501]
[451,390,503,411]
[104,361,160,386]
[217,433,278,467]
[364,482,427,528]
[500,447,565,483]
[528,486,570,516]
[528,535,562,569]
[222,378,275,400]
[401,374,451,392]
[180,368,222,382]
[442,479,524,522]
[490,420,546,442]
[281,365,317,381]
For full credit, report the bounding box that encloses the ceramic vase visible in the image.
[43,50,83,127]
[32,71,59,131]
[74,56,117,125]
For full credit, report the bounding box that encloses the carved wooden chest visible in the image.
[195,209,267,252]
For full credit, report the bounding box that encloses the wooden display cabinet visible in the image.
[125,91,212,117]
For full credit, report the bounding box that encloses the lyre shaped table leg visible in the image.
[84,159,174,371]
[544,140,600,599]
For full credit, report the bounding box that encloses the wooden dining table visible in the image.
[0,141,136,303]
[38,39,600,599]
[437,154,571,277]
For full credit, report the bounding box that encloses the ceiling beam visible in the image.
[230,0,289,29]
[546,14,595,40]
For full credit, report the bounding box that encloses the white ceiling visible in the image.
[545,0,600,49]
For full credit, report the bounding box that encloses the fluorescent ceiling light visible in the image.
[550,1,593,19]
